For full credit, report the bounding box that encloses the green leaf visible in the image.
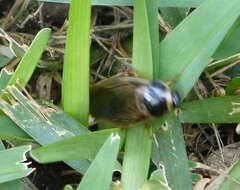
[224,62,240,78]
[0,145,34,183]
[6,28,51,89]
[206,53,240,74]
[140,180,170,190]
[38,0,205,8]
[145,0,159,80]
[62,0,91,125]
[148,169,171,189]
[64,185,73,190]
[121,126,152,190]
[30,128,125,163]
[0,180,24,190]
[179,96,240,123]
[150,163,201,185]
[152,112,192,190]
[213,17,240,59]
[0,45,14,60]
[131,0,153,80]
[0,56,10,68]
[158,0,240,99]
[0,141,4,149]
[191,173,202,184]
[0,27,25,57]
[150,169,167,182]
[121,0,155,189]
[160,7,188,29]
[207,159,240,190]
[0,142,24,190]
[0,68,13,94]
[0,85,90,174]
[0,69,32,142]
[218,160,240,190]
[226,77,240,95]
[77,133,120,190]
[0,45,14,68]
[0,114,33,142]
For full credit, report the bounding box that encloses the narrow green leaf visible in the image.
[64,185,74,190]
[152,112,192,190]
[224,63,240,78]
[0,180,24,190]
[218,160,240,190]
[150,169,166,182]
[121,125,152,190]
[38,0,205,8]
[62,0,91,125]
[0,56,10,68]
[77,133,120,190]
[0,141,4,149]
[160,7,187,29]
[30,128,125,163]
[206,53,240,74]
[150,163,201,185]
[0,45,14,68]
[145,0,159,80]
[191,173,202,184]
[0,145,34,183]
[179,96,240,123]
[0,27,25,57]
[158,0,240,99]
[0,85,88,139]
[131,0,153,80]
[0,68,13,94]
[0,142,24,190]
[147,169,172,189]
[0,114,33,142]
[121,0,154,189]
[7,28,51,89]
[226,77,240,95]
[0,69,32,142]
[140,180,170,190]
[213,17,240,59]
[0,45,14,60]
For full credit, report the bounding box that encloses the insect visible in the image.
[90,74,179,128]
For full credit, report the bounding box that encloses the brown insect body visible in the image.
[90,75,179,128]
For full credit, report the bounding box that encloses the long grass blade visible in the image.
[30,128,125,163]
[62,0,91,125]
[7,28,51,88]
[77,133,120,190]
[213,17,240,59]
[152,113,192,190]
[121,0,155,189]
[0,145,34,183]
[179,96,240,123]
[0,142,24,190]
[122,125,152,190]
[131,0,152,79]
[218,160,240,190]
